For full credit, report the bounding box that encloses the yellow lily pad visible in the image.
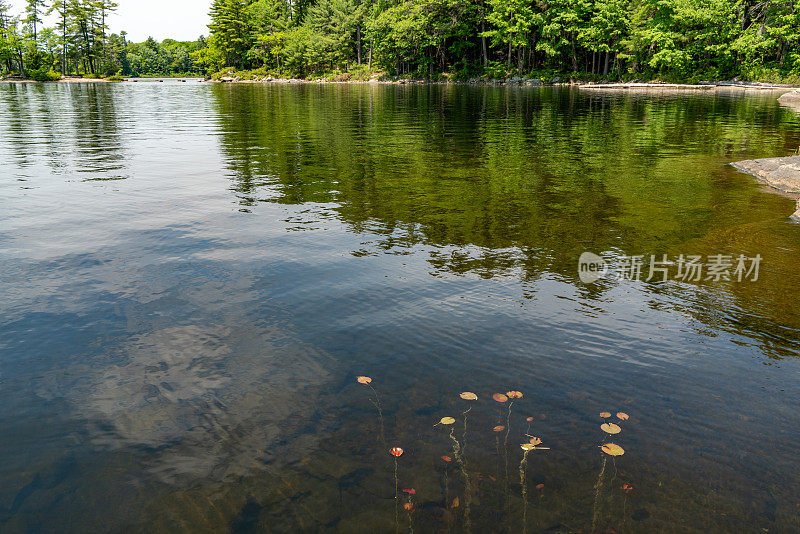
[601,443,625,456]
[601,423,621,434]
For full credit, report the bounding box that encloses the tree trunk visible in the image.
[481,20,487,67]
[571,39,578,71]
[357,26,361,65]
[18,50,25,77]
[603,50,610,75]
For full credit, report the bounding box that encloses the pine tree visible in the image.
[25,0,45,44]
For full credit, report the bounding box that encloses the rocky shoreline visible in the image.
[0,76,112,83]
[732,156,800,221]
[210,75,800,91]
[779,89,800,110]
[3,73,799,91]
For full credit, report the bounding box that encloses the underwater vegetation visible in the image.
[356,376,634,532]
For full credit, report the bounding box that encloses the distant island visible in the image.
[1,0,799,84]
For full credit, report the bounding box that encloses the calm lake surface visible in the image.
[2,82,800,533]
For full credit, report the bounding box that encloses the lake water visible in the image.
[1,82,800,533]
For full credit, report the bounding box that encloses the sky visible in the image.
[9,0,212,42]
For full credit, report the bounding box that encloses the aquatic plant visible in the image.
[402,488,416,533]
[500,391,522,520]
[441,455,452,530]
[459,393,477,468]
[520,437,550,534]
[601,422,621,434]
[390,447,404,533]
[357,376,386,448]
[593,411,629,532]
[436,415,472,532]
[621,483,633,524]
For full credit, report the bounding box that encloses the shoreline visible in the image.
[2,75,799,92]
[206,76,800,91]
[0,77,113,83]
[731,156,800,221]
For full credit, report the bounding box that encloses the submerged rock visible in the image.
[779,90,800,111]
[731,156,800,221]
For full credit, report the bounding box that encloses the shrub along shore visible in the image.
[3,71,799,92]
[203,70,800,90]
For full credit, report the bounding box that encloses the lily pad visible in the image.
[601,423,622,434]
[601,443,624,456]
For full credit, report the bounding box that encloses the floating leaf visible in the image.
[389,447,404,457]
[439,417,456,425]
[601,443,625,456]
[521,443,535,451]
[403,502,414,511]
[617,412,630,421]
[529,437,542,446]
[493,425,505,432]
[535,483,545,490]
[601,423,621,434]
[526,417,534,422]
[451,497,460,508]
[402,488,416,495]
[441,455,452,462]
[622,484,633,492]
[356,376,372,384]
[506,391,523,399]
[460,392,478,401]
[492,393,508,403]
[599,412,611,418]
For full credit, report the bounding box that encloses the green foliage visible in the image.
[195,0,800,80]
[3,0,800,81]
[27,67,60,81]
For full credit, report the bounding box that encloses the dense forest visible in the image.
[0,0,206,79]
[1,0,800,82]
[203,0,800,81]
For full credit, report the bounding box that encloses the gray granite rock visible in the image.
[731,156,800,220]
[779,90,800,110]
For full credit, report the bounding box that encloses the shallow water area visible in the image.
[1,82,800,533]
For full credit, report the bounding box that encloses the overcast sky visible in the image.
[9,0,212,42]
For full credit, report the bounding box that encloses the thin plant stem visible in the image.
[462,406,471,458]
[622,490,628,530]
[394,456,400,534]
[449,427,472,533]
[504,401,514,519]
[443,467,450,533]
[592,456,607,532]
[520,448,531,534]
[406,495,414,534]
[367,383,386,449]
